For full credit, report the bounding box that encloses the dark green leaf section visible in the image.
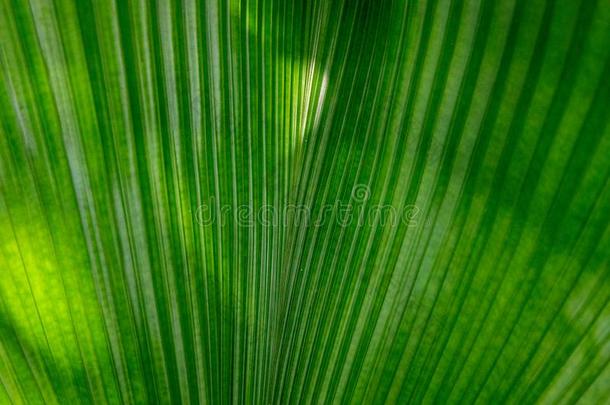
[1,0,609,404]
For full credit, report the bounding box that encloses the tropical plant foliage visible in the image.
[1,0,610,403]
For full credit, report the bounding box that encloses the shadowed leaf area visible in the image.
[1,0,609,403]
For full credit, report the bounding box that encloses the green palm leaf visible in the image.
[1,0,609,403]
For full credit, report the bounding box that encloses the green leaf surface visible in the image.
[1,0,609,403]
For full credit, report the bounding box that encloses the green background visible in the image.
[1,0,609,403]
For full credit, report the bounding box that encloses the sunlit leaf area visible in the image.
[1,0,610,403]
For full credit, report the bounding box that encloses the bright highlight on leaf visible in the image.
[1,0,609,403]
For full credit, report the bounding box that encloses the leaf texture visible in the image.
[1,0,609,403]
